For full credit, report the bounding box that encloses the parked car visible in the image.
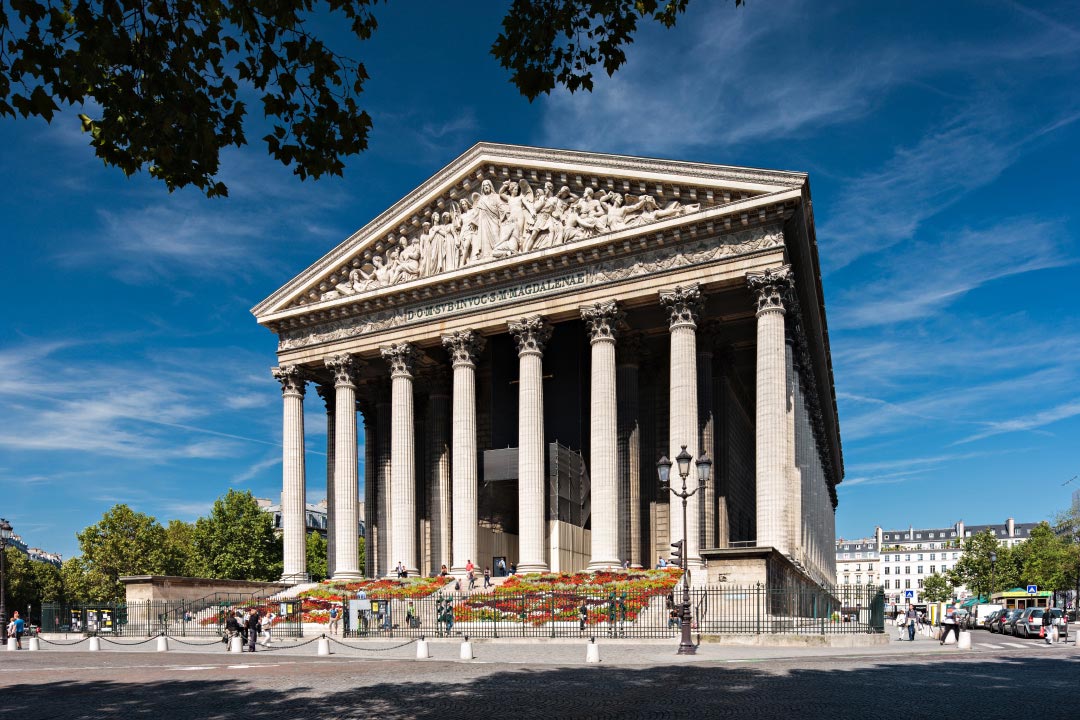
[1012,608,1068,640]
[1001,608,1025,635]
[971,603,1003,629]
[984,609,1005,632]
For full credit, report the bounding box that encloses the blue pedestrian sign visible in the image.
[905,590,914,599]
[1027,584,1038,594]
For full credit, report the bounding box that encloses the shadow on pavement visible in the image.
[3,654,1078,719]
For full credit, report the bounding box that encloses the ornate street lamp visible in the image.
[0,518,12,646]
[657,446,711,655]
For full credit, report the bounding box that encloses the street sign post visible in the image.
[1026,584,1038,595]
[905,590,914,599]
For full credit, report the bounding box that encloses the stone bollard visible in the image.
[229,636,243,653]
[958,631,971,650]
[28,637,40,651]
[460,636,474,660]
[586,637,600,664]
[88,636,101,652]
[416,636,431,660]
[6,639,17,651]
[156,636,169,652]
[317,636,330,656]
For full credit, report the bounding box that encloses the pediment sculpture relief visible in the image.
[320,179,702,301]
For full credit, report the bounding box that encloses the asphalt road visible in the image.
[1,641,1077,719]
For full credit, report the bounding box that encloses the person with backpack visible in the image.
[905,604,918,641]
[939,607,960,645]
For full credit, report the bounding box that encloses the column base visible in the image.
[516,562,549,575]
[280,572,310,585]
[331,570,364,581]
[586,560,621,573]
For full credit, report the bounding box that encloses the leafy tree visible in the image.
[59,556,94,602]
[1012,522,1070,595]
[1,0,742,196]
[922,573,953,603]
[306,531,327,582]
[193,489,282,581]
[161,520,199,577]
[358,535,365,576]
[947,530,1002,601]
[75,504,171,600]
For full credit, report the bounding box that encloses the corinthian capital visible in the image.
[659,283,704,330]
[508,315,552,357]
[442,330,485,368]
[380,342,415,378]
[325,354,361,387]
[746,265,794,316]
[315,382,335,412]
[272,365,306,396]
[580,300,622,344]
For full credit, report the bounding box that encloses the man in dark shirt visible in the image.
[245,609,261,652]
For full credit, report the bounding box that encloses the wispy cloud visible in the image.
[232,455,282,485]
[956,399,1080,444]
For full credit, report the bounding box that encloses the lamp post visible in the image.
[989,551,997,604]
[0,518,11,646]
[657,445,711,655]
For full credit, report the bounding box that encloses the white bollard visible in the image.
[586,638,601,664]
[156,636,169,652]
[6,639,17,651]
[229,636,243,653]
[416,638,431,659]
[460,637,474,660]
[88,636,101,652]
[28,637,40,651]
[317,636,331,656]
[958,631,971,650]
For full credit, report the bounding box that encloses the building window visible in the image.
[905,554,911,561]
[885,580,891,589]
[917,566,923,574]
[930,553,936,561]
[916,533,922,539]
[868,564,874,572]
[930,565,936,574]
[884,567,890,575]
[905,580,911,589]
[952,553,958,559]
[917,554,924,561]
[856,575,862,584]
[918,579,924,588]
[904,566,910,574]
[856,564,862,571]
[844,576,850,585]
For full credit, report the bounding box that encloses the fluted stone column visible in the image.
[660,284,704,570]
[697,324,718,551]
[583,301,621,571]
[747,265,794,557]
[325,354,363,579]
[427,374,451,573]
[617,334,642,568]
[375,386,392,576]
[443,330,484,575]
[273,365,308,583]
[382,342,418,576]
[316,384,336,578]
[509,316,552,574]
[360,401,376,578]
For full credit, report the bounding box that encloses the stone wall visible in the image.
[121,576,289,604]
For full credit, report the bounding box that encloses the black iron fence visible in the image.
[40,599,304,638]
[342,584,885,639]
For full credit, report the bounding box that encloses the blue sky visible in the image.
[1,0,1078,559]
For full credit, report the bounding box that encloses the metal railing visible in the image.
[341,584,884,639]
[40,599,304,638]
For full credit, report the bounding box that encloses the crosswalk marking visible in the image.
[1003,642,1027,649]
[978,643,1003,649]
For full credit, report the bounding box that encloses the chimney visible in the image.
[1006,518,1015,537]
[875,526,883,548]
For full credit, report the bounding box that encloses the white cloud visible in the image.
[956,399,1080,444]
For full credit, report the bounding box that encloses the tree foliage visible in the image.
[1,0,742,196]
[74,503,172,600]
[162,520,199,577]
[947,530,1002,601]
[306,530,327,582]
[922,572,953,603]
[193,489,282,581]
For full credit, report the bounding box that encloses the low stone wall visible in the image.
[699,633,889,647]
[120,575,289,603]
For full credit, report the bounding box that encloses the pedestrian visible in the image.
[939,608,960,645]
[11,611,24,649]
[579,601,588,633]
[622,559,630,570]
[498,558,507,577]
[906,604,917,641]
[465,559,474,576]
[658,557,668,569]
[1043,606,1056,645]
[225,610,242,647]
[396,560,406,579]
[406,601,418,629]
[895,610,906,640]
[468,568,476,591]
[328,604,341,635]
[509,562,517,575]
[246,608,260,652]
[260,609,276,646]
[440,564,449,577]
[483,566,491,589]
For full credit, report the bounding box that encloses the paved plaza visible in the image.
[2,633,1077,719]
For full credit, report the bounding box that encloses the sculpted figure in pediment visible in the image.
[474,179,504,261]
[397,236,421,282]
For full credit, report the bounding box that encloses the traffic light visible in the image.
[670,540,684,567]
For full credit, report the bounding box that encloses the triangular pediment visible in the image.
[252,143,805,324]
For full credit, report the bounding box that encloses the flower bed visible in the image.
[294,577,453,623]
[455,569,681,626]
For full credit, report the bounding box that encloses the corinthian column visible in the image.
[509,315,552,574]
[316,383,336,578]
[747,265,794,556]
[617,334,643,568]
[325,354,363,580]
[582,301,621,571]
[660,283,704,570]
[427,374,451,574]
[443,330,484,575]
[381,342,418,576]
[273,365,308,583]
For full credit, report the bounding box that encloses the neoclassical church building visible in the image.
[253,144,842,589]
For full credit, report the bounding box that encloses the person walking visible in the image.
[260,609,276,646]
[1043,607,1056,645]
[906,604,918,641]
[497,558,507,577]
[328,604,341,635]
[939,608,960,645]
[11,611,24,649]
[483,567,491,589]
[579,601,588,634]
[225,610,242,648]
[245,608,260,652]
[895,610,906,640]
